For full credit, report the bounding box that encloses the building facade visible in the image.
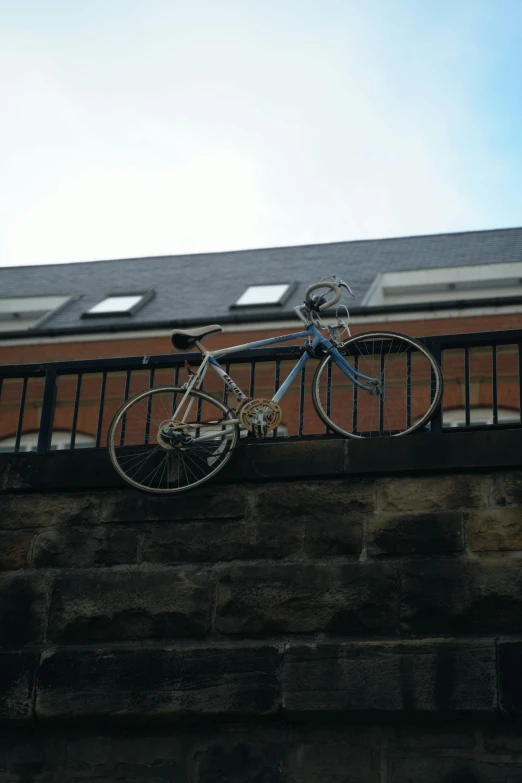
[2,227,522,446]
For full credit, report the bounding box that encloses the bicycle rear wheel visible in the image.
[312,331,442,438]
[108,386,239,493]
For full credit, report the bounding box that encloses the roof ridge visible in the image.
[1,225,521,271]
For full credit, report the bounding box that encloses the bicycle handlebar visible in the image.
[304,281,342,312]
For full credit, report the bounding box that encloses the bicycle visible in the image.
[108,276,443,493]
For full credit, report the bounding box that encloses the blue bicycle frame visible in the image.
[185,322,378,410]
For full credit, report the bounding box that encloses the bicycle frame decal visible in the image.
[208,357,248,402]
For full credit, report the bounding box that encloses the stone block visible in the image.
[468,508,522,551]
[47,568,212,642]
[141,515,302,563]
[0,652,38,721]
[303,514,363,557]
[492,472,522,506]
[0,733,63,780]
[483,726,522,753]
[0,453,10,491]
[65,735,182,779]
[142,522,256,564]
[0,573,48,645]
[283,640,497,715]
[367,511,463,556]
[287,742,380,783]
[191,742,285,783]
[256,481,371,558]
[381,474,489,513]
[100,487,247,523]
[216,562,399,635]
[255,480,375,524]
[388,727,475,749]
[0,529,33,570]
[389,756,522,783]
[36,645,281,719]
[498,641,522,715]
[0,492,100,530]
[32,526,138,567]
[401,559,522,634]
[255,515,305,559]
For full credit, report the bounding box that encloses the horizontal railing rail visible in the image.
[1,328,522,454]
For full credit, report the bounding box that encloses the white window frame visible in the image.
[0,431,96,452]
[362,261,522,308]
[231,283,295,308]
[82,290,154,318]
[442,407,520,428]
[0,295,71,332]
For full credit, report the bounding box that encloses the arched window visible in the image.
[443,407,520,428]
[0,431,96,453]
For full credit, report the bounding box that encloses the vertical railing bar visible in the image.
[14,376,29,453]
[249,361,256,398]
[95,371,107,448]
[37,369,57,454]
[325,358,332,434]
[426,339,443,433]
[298,363,306,436]
[492,344,498,426]
[69,373,83,449]
[273,358,281,437]
[352,355,359,434]
[144,367,155,445]
[464,347,471,427]
[119,369,132,446]
[379,350,384,435]
[519,343,522,424]
[406,349,412,429]
[123,369,132,401]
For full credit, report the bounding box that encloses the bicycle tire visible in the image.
[312,331,442,438]
[108,385,239,493]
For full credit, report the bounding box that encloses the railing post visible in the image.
[427,338,443,433]
[37,369,57,454]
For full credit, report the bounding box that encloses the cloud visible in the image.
[1,1,521,267]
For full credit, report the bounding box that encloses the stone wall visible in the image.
[2,435,522,781]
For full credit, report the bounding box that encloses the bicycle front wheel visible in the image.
[312,331,442,438]
[108,386,239,493]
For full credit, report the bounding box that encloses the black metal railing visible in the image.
[1,328,522,454]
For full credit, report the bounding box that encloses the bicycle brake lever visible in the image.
[340,281,355,297]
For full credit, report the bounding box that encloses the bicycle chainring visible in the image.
[237,398,283,435]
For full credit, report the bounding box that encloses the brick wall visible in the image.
[2,438,522,781]
[3,309,522,365]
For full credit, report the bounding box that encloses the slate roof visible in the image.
[2,226,522,336]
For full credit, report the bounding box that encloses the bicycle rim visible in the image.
[312,331,442,438]
[108,386,239,493]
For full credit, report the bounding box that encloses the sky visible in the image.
[0,0,521,267]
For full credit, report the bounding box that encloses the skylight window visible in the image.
[233,284,291,307]
[0,296,70,332]
[83,292,153,317]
